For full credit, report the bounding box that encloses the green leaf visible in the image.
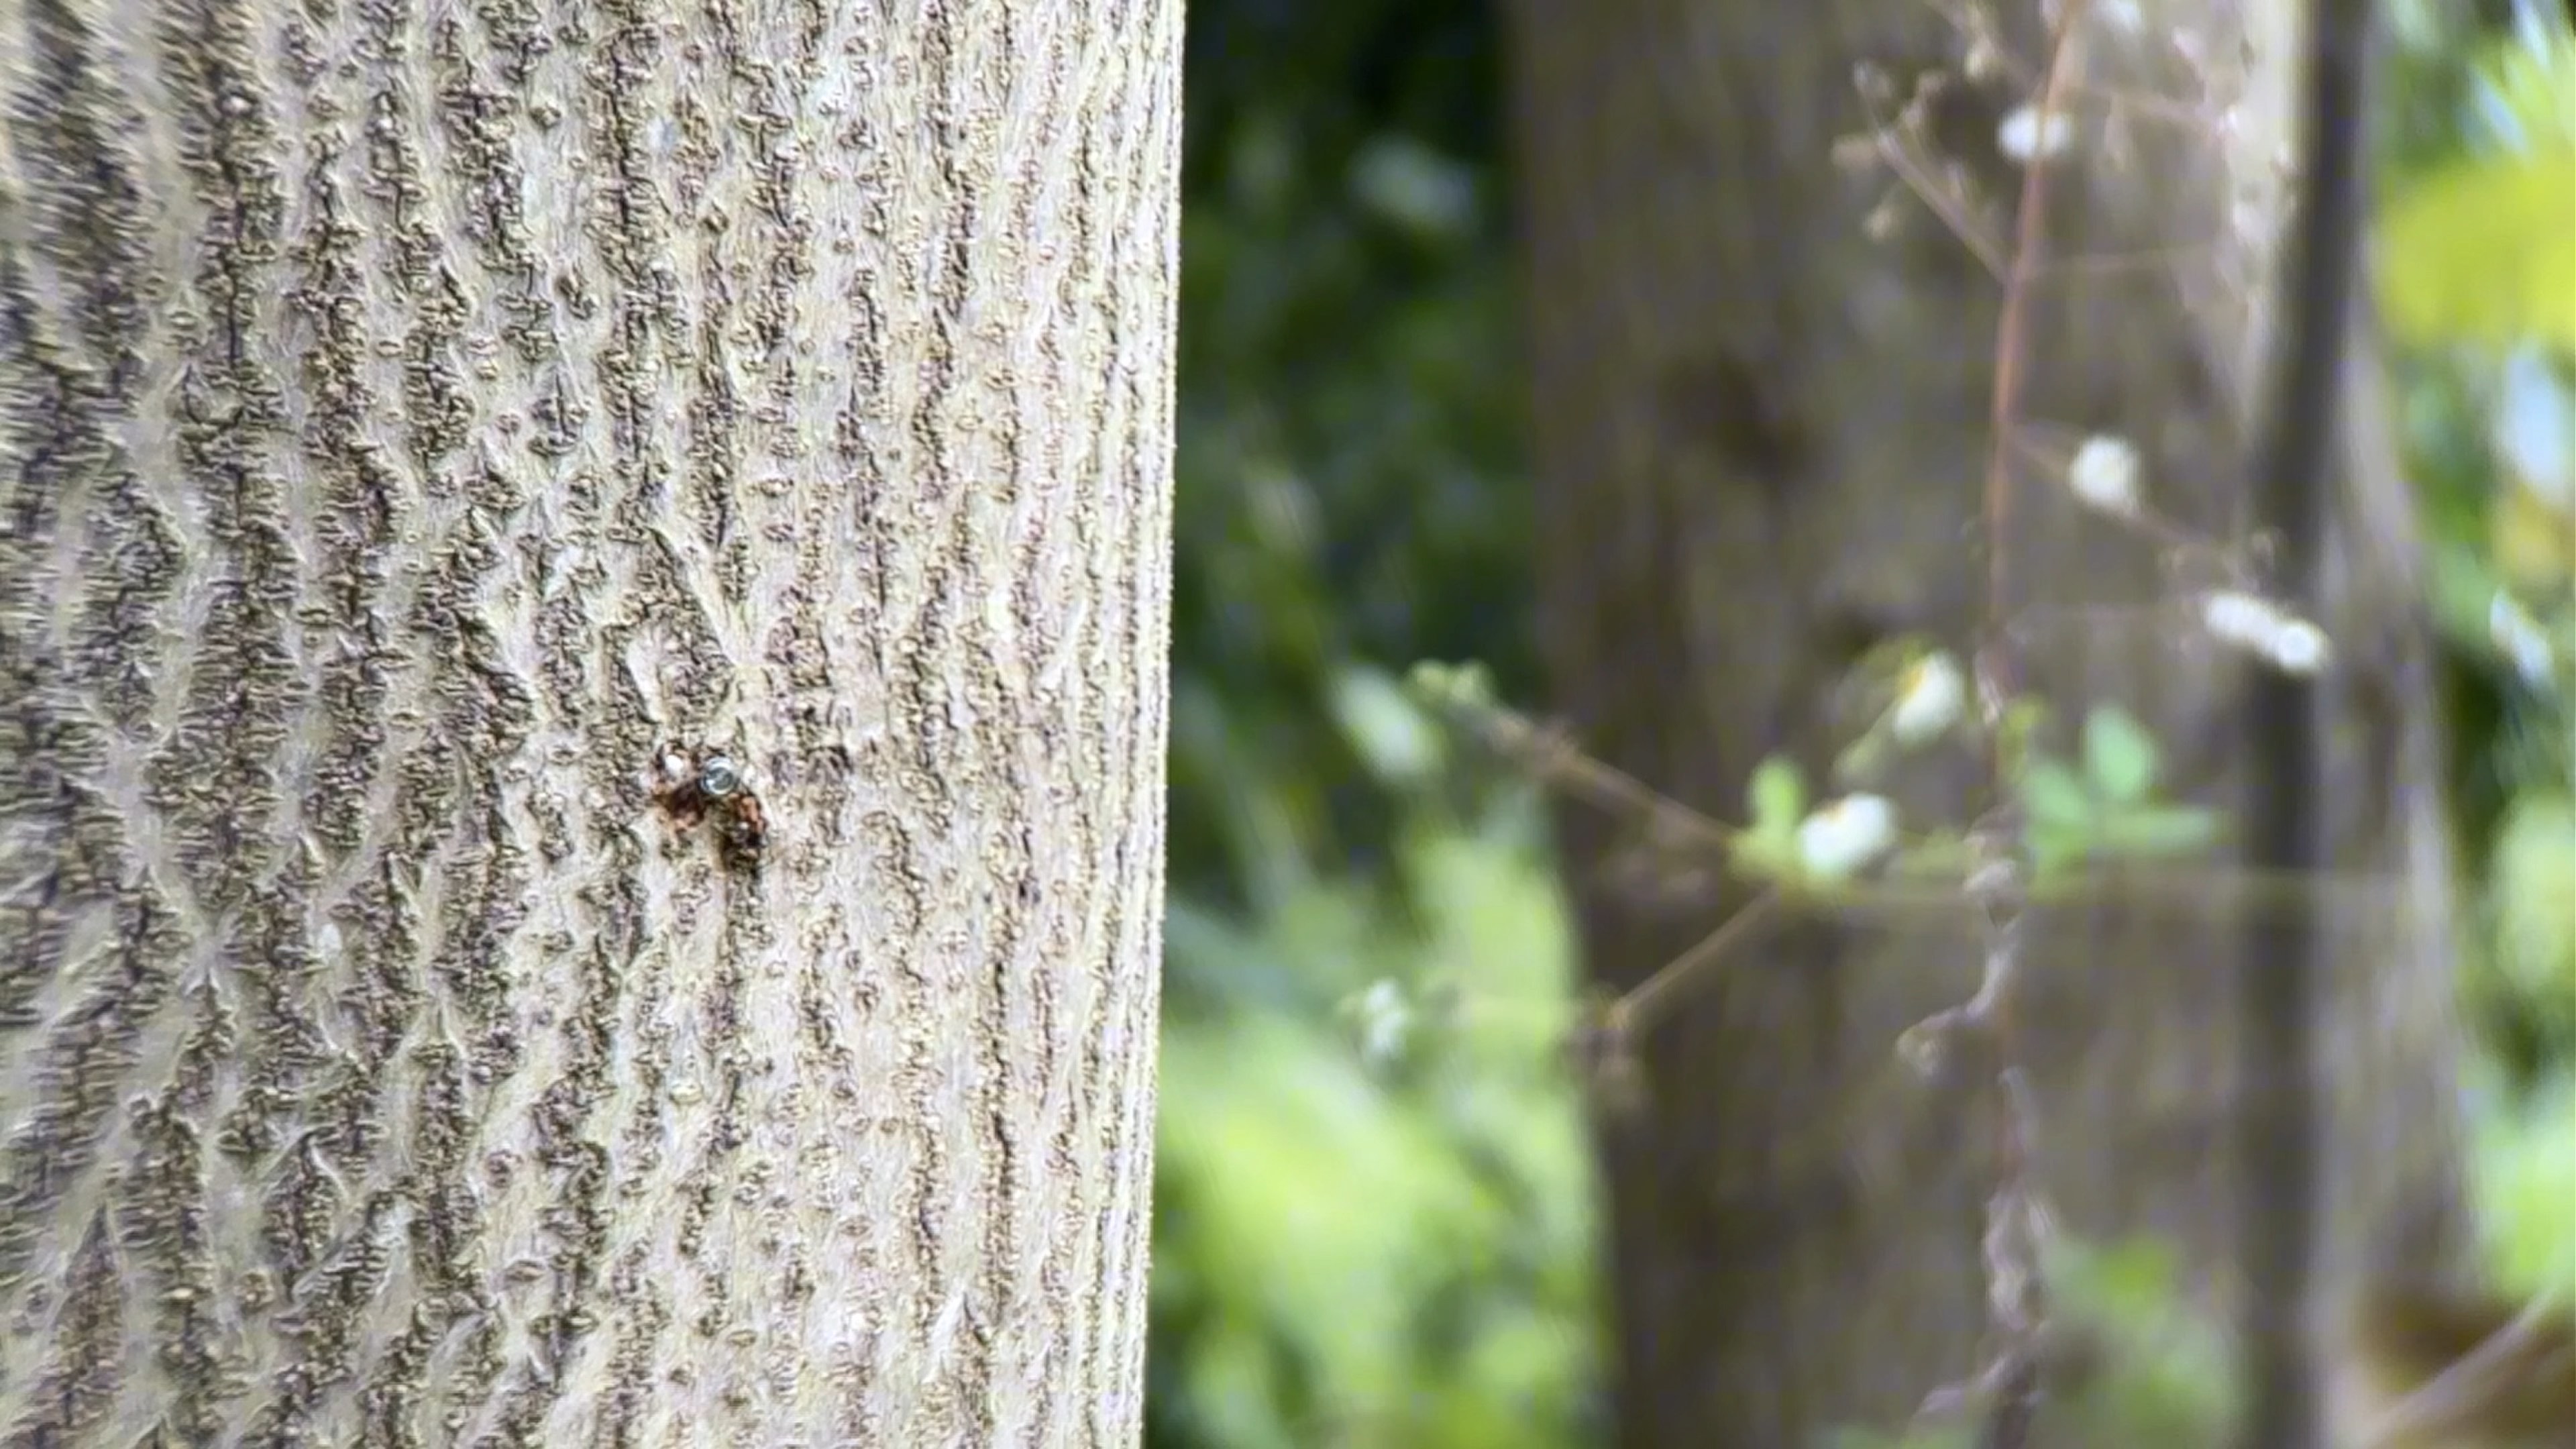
[2020,756,2098,881]
[1749,755,1805,839]
[2489,791,2576,1023]
[2477,1072,2576,1300]
[1350,136,1479,241]
[2049,1235,2184,1324]
[2082,705,2161,805]
[1731,833,1800,883]
[2379,142,2576,351]
[2026,823,2091,883]
[1330,665,1444,786]
[2470,8,2576,153]
[2021,758,2094,831]
[1405,658,1496,709]
[1890,829,1976,881]
[2096,804,2223,859]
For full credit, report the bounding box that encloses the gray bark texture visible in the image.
[1504,0,2467,1443]
[0,0,1179,1444]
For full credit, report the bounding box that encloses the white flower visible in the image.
[1352,979,1412,1067]
[2201,590,2331,676]
[1890,652,1968,747]
[2490,593,2556,690]
[1998,104,2074,163]
[2068,434,2143,517]
[1798,794,1899,881]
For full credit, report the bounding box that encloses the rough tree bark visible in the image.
[1504,0,2466,1443]
[0,0,1179,1443]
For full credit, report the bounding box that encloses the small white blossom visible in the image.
[2201,590,2332,676]
[2068,434,2143,517]
[1798,794,1899,881]
[1890,652,1968,746]
[1998,104,2074,163]
[1353,979,1412,1067]
[2489,593,2557,689]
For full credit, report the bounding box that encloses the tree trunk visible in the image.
[1503,0,2467,1443]
[0,1,1179,1443]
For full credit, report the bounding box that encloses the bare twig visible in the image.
[2358,1290,2572,1447]
[1921,2,2092,1435]
[1980,0,2086,692]
[1612,888,1783,1040]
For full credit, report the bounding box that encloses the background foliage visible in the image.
[1146,3,2576,1445]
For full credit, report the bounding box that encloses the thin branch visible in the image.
[1455,705,1738,852]
[1612,888,1783,1039]
[1862,95,2013,277]
[1982,0,2088,693]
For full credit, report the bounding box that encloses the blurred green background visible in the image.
[1145,3,2576,1446]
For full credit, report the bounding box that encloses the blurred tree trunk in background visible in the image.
[1503,0,2469,1444]
[0,1,1175,1442]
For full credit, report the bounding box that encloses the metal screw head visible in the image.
[698,756,741,799]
